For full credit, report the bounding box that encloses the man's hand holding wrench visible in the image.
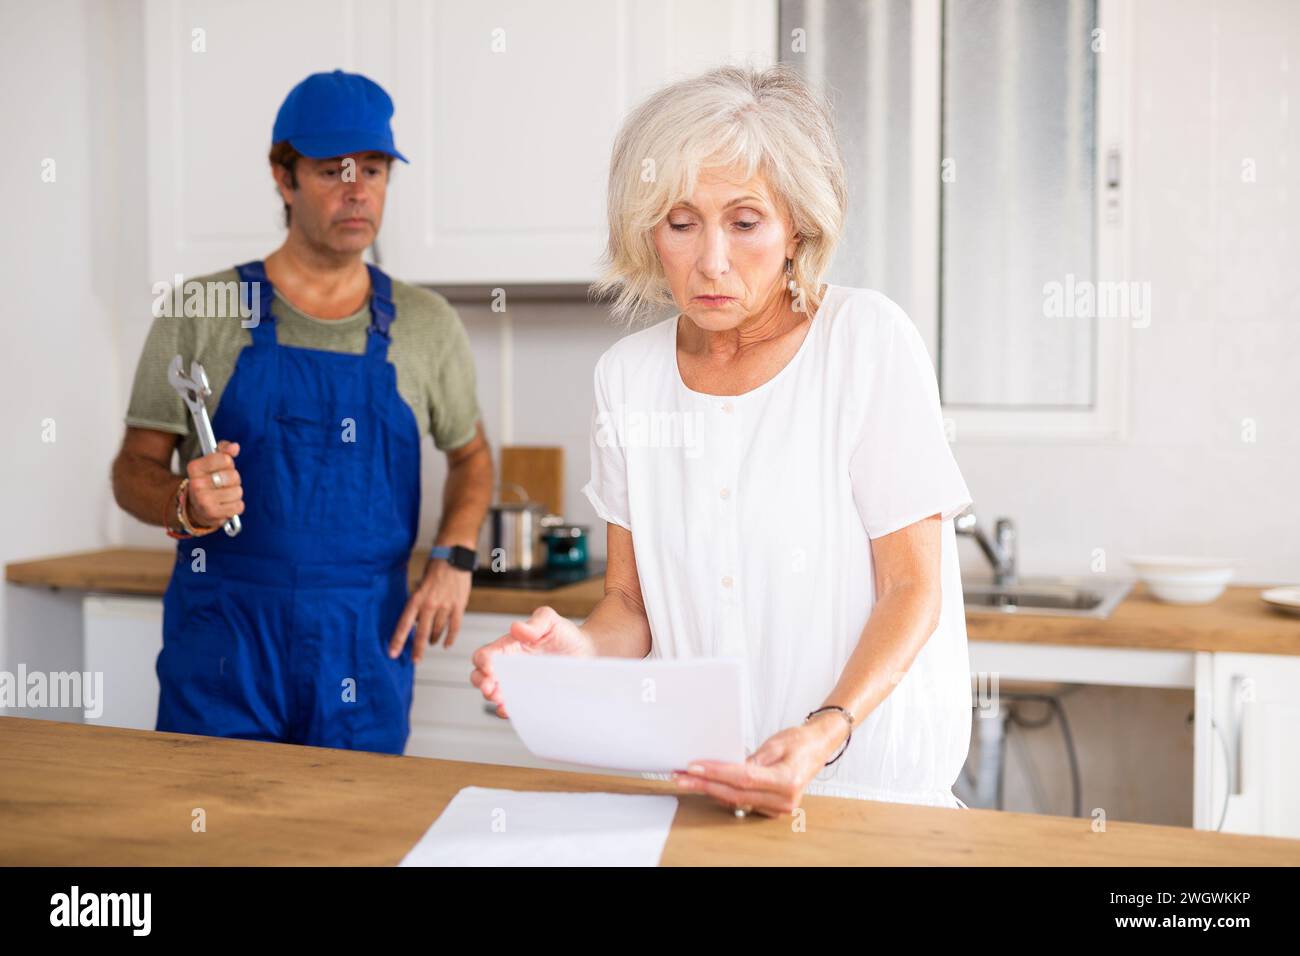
[168,355,244,536]
[185,439,245,533]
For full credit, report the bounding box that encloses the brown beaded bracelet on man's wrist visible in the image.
[164,477,219,540]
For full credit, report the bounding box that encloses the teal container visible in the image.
[543,524,588,569]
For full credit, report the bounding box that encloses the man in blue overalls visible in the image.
[112,71,493,754]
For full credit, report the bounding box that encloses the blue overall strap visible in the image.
[365,263,396,339]
[234,260,276,344]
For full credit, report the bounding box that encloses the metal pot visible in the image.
[478,484,548,573]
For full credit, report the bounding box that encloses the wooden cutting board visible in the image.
[499,446,564,515]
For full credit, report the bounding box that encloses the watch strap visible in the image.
[430,544,477,571]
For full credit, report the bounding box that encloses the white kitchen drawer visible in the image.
[414,612,516,662]
[406,680,638,780]
[414,653,475,686]
[404,724,537,767]
[410,680,508,729]
[405,678,531,768]
[412,611,515,684]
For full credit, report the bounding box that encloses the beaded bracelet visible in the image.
[805,705,855,766]
[163,479,190,540]
[164,478,218,539]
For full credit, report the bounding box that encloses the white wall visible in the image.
[1,0,148,677]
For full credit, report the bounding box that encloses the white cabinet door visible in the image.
[143,0,397,282]
[143,0,776,285]
[408,611,536,766]
[383,0,778,284]
[409,611,523,763]
[83,595,164,731]
[1206,652,1300,838]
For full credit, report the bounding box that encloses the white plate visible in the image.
[1260,586,1300,616]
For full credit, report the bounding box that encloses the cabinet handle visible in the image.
[1229,674,1248,796]
[1105,147,1122,224]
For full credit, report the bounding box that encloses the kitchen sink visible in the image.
[962,577,1134,619]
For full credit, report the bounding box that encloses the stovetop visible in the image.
[471,561,605,591]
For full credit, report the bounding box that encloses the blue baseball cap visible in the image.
[272,69,409,163]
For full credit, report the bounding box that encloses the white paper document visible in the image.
[399,786,679,867]
[491,654,746,772]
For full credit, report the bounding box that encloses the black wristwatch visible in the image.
[430,545,477,572]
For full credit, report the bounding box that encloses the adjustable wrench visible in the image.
[167,354,242,537]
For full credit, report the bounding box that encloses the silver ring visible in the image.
[734,805,752,818]
[212,471,224,488]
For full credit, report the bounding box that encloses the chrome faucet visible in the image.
[955,510,1017,587]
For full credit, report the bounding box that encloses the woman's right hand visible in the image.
[470,605,596,718]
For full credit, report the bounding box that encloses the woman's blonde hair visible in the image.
[591,63,847,325]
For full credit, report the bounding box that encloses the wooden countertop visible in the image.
[6,547,1299,654]
[3,717,1296,865]
[4,547,606,620]
[962,577,1300,656]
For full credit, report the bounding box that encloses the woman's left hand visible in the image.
[673,716,847,817]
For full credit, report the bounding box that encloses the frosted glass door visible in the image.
[939,0,1098,407]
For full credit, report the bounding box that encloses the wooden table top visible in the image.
[3,717,1297,866]
[4,546,607,619]
[7,547,1299,654]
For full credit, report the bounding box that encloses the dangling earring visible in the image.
[785,257,798,296]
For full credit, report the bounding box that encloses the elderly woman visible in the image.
[471,64,974,816]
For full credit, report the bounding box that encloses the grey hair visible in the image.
[591,63,847,325]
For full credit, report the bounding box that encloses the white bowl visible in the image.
[1125,555,1239,605]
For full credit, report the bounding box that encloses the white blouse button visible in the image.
[721,575,733,588]
[721,401,734,414]
[719,487,730,500]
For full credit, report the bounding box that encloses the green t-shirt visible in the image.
[125,268,480,465]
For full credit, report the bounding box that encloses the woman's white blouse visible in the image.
[582,285,975,808]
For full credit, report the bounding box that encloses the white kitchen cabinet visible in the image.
[143,0,778,288]
[143,0,398,282]
[1202,652,1300,839]
[407,610,633,780]
[382,0,778,284]
[83,595,163,731]
[408,611,522,763]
